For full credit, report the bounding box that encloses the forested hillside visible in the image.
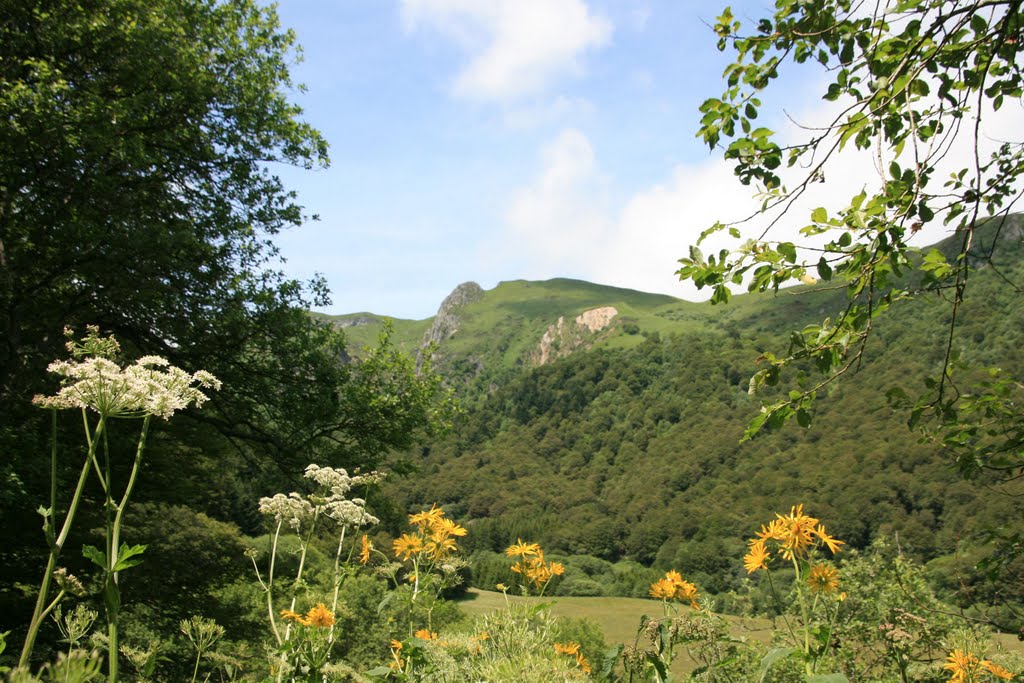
[381,218,1024,616]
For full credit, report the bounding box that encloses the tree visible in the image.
[0,0,455,656]
[679,0,1024,479]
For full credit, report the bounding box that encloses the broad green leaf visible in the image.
[82,544,106,569]
[759,647,798,682]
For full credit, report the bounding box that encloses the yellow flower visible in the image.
[944,649,983,682]
[392,533,424,560]
[279,609,310,626]
[495,583,508,591]
[806,564,840,594]
[554,642,580,655]
[815,524,845,554]
[744,539,770,573]
[576,651,592,674]
[305,603,335,628]
[414,629,438,640]
[506,538,541,558]
[434,517,467,537]
[390,640,403,651]
[649,577,673,600]
[408,504,445,528]
[359,534,372,565]
[677,580,700,609]
[425,534,459,560]
[984,661,1015,680]
[549,561,565,576]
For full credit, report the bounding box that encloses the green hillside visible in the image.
[373,223,1024,621]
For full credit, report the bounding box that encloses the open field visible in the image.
[456,588,774,673]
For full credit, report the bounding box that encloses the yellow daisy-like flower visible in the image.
[305,603,335,628]
[649,577,675,600]
[414,629,438,640]
[806,564,840,594]
[434,517,467,537]
[815,524,845,554]
[549,561,565,576]
[408,504,445,528]
[359,534,372,565]
[744,539,770,573]
[280,609,310,626]
[984,661,1015,680]
[944,649,983,682]
[554,642,581,655]
[506,538,542,558]
[392,533,424,560]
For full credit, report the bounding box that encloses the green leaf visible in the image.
[112,543,147,572]
[816,258,833,281]
[778,242,797,263]
[82,544,106,569]
[811,207,828,223]
[376,591,395,615]
[759,647,798,682]
[644,650,669,681]
[600,643,624,678]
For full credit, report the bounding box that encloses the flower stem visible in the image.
[19,413,105,668]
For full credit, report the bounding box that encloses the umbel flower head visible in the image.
[33,326,220,419]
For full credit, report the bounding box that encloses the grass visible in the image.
[456,589,774,674]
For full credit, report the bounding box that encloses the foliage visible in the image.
[0,0,454,659]
[678,0,1024,469]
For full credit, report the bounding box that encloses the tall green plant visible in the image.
[19,327,219,681]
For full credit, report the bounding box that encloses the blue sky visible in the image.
[267,0,1020,320]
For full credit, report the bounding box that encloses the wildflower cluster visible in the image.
[944,649,1015,681]
[33,326,220,419]
[385,504,468,633]
[744,503,844,574]
[258,465,381,533]
[392,504,467,562]
[506,539,564,594]
[648,569,700,609]
[554,641,592,674]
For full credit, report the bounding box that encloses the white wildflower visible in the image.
[258,492,314,531]
[323,498,379,527]
[33,329,219,419]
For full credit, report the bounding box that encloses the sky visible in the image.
[268,0,1023,320]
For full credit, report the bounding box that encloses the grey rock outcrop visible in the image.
[417,281,484,368]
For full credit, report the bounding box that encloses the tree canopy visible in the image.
[0,0,455,639]
[678,0,1024,480]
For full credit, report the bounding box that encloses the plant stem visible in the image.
[19,413,105,668]
[105,415,150,683]
[267,519,283,646]
[791,556,811,675]
[328,525,347,645]
[190,647,202,683]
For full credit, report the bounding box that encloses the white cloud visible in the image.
[503,95,595,130]
[496,129,613,277]
[493,87,1024,302]
[400,0,612,101]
